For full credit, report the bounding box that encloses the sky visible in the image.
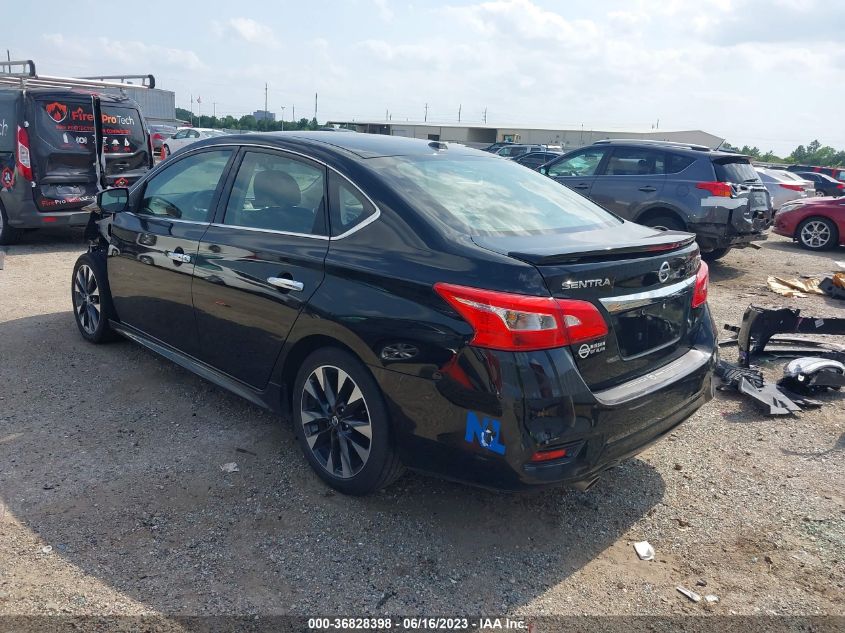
[5,0,843,155]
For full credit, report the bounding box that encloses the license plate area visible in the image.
[613,296,686,359]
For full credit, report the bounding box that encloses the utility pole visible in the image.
[424,103,428,122]
[280,106,286,130]
[458,104,461,123]
[292,105,295,122]
[482,107,487,124]
[264,83,268,117]
[314,93,318,122]
[190,94,194,126]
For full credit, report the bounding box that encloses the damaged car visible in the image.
[539,140,773,261]
[72,132,717,495]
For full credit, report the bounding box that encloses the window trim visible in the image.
[160,142,382,241]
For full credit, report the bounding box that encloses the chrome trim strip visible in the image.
[163,141,381,240]
[599,276,695,314]
[594,349,711,407]
[132,214,211,226]
[208,222,330,240]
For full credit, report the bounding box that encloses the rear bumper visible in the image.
[7,203,90,229]
[373,308,717,491]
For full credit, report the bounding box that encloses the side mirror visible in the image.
[99,187,129,214]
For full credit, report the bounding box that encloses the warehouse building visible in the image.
[325,120,724,150]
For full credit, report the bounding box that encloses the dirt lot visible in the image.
[0,229,843,619]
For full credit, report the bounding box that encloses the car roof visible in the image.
[10,87,138,105]
[203,131,483,159]
[590,138,741,158]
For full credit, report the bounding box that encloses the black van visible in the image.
[0,88,153,244]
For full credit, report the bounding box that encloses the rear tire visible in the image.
[72,252,119,343]
[293,348,404,495]
[702,247,732,262]
[642,214,685,232]
[0,203,21,246]
[797,217,837,251]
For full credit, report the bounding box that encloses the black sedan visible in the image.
[796,172,844,197]
[73,132,716,495]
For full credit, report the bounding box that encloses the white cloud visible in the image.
[213,17,279,48]
[373,0,394,21]
[41,34,206,72]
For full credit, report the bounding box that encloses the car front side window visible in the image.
[546,148,607,177]
[138,149,232,222]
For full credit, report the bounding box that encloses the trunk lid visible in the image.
[472,223,702,389]
[713,157,773,232]
[30,95,151,211]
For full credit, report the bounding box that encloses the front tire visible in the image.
[293,348,404,495]
[797,217,837,250]
[72,253,118,343]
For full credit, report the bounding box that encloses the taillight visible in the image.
[434,283,608,351]
[691,261,709,308]
[779,183,804,192]
[529,447,569,462]
[16,126,32,181]
[696,181,732,197]
[837,183,844,190]
[152,133,162,141]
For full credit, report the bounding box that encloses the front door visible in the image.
[543,146,608,197]
[107,148,234,355]
[192,148,329,388]
[588,146,667,218]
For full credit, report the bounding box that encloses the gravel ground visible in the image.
[0,229,842,618]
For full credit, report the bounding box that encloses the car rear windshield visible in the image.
[371,154,621,236]
[35,98,147,155]
[713,158,759,184]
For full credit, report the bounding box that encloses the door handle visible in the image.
[166,251,191,263]
[571,183,590,190]
[638,186,657,193]
[267,277,304,292]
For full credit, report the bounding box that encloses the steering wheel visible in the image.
[143,196,182,219]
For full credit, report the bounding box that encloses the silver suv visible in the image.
[539,139,773,261]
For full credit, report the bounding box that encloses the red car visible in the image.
[773,197,845,250]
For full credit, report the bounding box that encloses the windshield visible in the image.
[371,154,621,236]
[35,98,147,155]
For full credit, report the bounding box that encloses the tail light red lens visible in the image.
[837,183,844,190]
[691,261,709,308]
[696,181,732,197]
[779,183,804,192]
[434,283,608,352]
[16,125,33,181]
[529,447,568,462]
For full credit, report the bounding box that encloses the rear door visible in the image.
[713,157,772,231]
[108,147,234,355]
[0,92,17,196]
[29,96,150,211]
[543,146,608,197]
[192,148,330,388]
[588,146,667,219]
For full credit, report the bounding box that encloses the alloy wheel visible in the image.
[800,220,831,248]
[300,365,372,479]
[73,264,101,335]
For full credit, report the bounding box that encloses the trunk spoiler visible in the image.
[506,233,697,265]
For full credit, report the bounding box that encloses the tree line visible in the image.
[174,107,324,132]
[723,139,845,166]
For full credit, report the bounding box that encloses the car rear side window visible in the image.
[223,150,327,235]
[605,147,665,175]
[139,149,232,222]
[328,172,376,237]
[714,159,759,184]
[666,154,695,174]
[373,154,620,235]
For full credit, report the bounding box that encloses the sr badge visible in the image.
[578,340,606,359]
